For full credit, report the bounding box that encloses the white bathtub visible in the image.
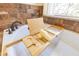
[3,25,30,56]
[3,25,62,56]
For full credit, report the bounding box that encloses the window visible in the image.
[43,3,79,18]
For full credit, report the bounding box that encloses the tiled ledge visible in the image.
[43,15,79,22]
[43,16,79,33]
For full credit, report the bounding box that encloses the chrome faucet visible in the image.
[8,21,23,34]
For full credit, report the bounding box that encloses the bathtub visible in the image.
[2,25,62,56]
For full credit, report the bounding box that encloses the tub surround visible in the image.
[0,32,3,55]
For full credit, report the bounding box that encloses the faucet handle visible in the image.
[8,28,12,34]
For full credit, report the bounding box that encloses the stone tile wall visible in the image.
[43,16,79,33]
[0,3,43,32]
